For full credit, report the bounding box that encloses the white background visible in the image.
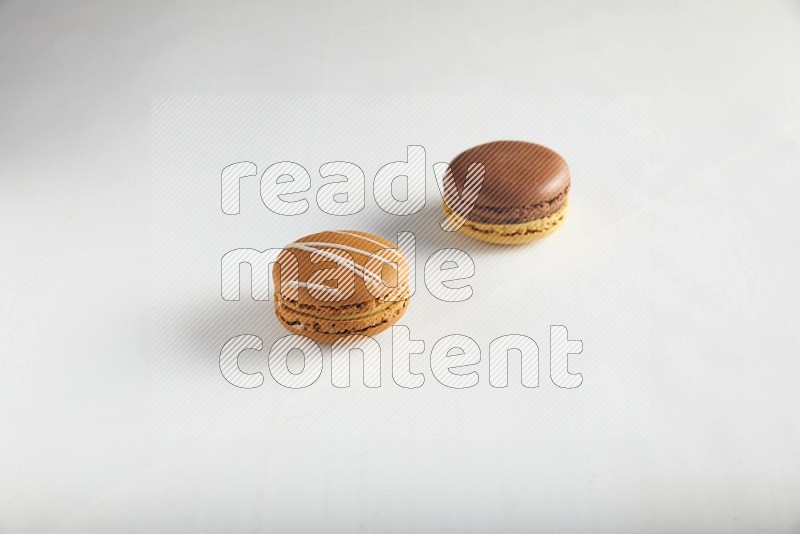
[2,1,800,532]
[151,94,651,440]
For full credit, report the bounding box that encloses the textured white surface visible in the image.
[1,1,800,532]
[149,94,651,438]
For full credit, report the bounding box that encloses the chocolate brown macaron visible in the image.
[272,230,411,343]
[443,140,570,245]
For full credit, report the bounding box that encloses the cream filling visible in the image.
[279,299,398,322]
[445,201,568,234]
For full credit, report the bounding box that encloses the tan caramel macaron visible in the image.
[444,140,570,245]
[272,230,411,343]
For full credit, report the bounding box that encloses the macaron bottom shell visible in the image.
[274,296,409,344]
[445,201,568,245]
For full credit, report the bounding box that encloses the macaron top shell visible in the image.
[273,230,410,313]
[447,140,570,222]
